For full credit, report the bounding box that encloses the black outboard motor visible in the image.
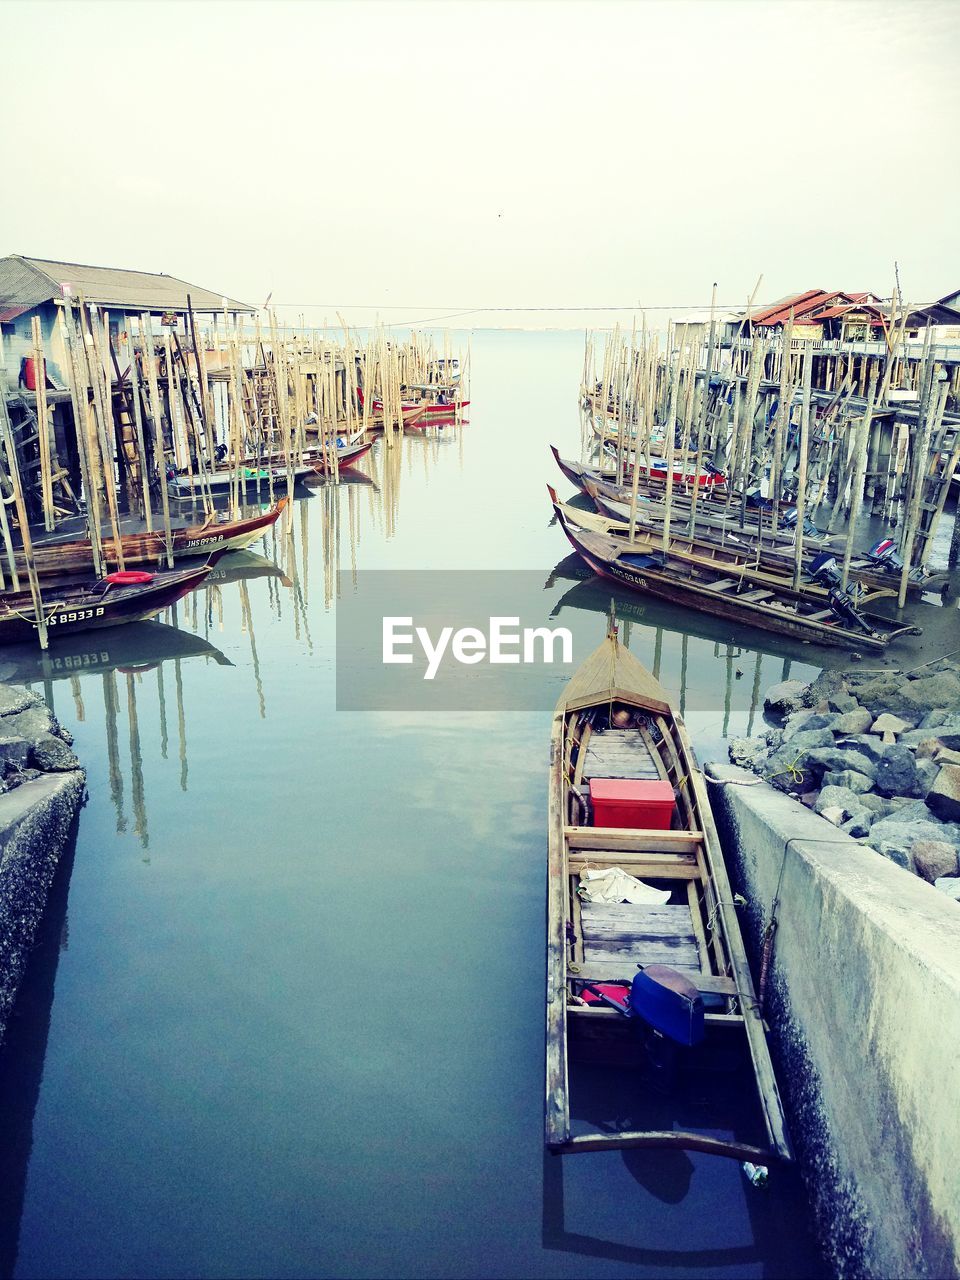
[868,537,925,583]
[809,552,875,632]
[745,488,774,511]
[782,507,821,538]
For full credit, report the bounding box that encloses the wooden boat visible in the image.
[168,462,315,496]
[550,497,921,652]
[546,621,792,1163]
[25,499,287,579]
[601,443,727,488]
[579,476,945,597]
[308,438,375,473]
[0,559,219,645]
[549,489,927,602]
[553,445,732,504]
[357,386,469,424]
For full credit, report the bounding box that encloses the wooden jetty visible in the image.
[546,620,792,1163]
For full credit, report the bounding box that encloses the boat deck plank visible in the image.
[582,729,661,780]
[580,900,701,972]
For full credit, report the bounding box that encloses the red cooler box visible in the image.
[589,778,675,830]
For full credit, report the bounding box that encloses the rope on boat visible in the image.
[9,599,66,629]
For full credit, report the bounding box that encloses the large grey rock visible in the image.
[841,809,875,838]
[855,672,910,717]
[0,686,42,718]
[934,877,960,902]
[915,758,941,797]
[874,746,919,798]
[926,764,960,824]
[920,709,949,730]
[782,710,837,739]
[728,737,767,770]
[833,735,886,765]
[0,736,30,773]
[868,812,960,855]
[858,792,890,815]
[903,671,960,713]
[2,705,58,745]
[764,680,810,717]
[875,842,914,872]
[912,840,959,884]
[819,805,847,827]
[822,768,875,793]
[30,735,81,773]
[801,670,848,707]
[870,712,911,737]
[807,746,878,781]
[827,692,858,714]
[765,729,838,791]
[834,707,873,735]
[815,785,861,818]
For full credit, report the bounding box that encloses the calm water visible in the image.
[0,331,828,1279]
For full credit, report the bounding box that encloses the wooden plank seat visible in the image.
[580,900,701,977]
[581,729,661,780]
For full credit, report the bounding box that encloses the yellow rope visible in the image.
[763,753,806,788]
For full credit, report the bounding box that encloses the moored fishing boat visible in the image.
[546,619,792,1163]
[0,559,220,645]
[548,488,930,601]
[168,461,315,496]
[25,499,287,578]
[356,386,469,425]
[550,497,921,652]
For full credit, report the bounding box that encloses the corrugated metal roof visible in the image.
[0,255,254,313]
[0,304,33,323]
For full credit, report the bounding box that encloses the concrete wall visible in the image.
[0,771,85,1044]
[706,763,960,1280]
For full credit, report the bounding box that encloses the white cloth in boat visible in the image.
[577,867,670,906]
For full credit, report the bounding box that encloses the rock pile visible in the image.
[0,683,82,786]
[729,661,960,900]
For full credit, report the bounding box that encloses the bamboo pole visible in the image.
[898,375,945,607]
[140,315,175,567]
[840,373,876,591]
[30,317,55,531]
[0,391,48,647]
[792,342,814,591]
[81,302,126,569]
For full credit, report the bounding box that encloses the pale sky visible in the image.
[3,0,959,328]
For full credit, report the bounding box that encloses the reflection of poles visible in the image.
[652,626,663,681]
[102,671,126,832]
[723,645,733,738]
[70,674,85,723]
[238,580,266,718]
[174,658,188,792]
[125,673,148,849]
[679,633,688,719]
[157,665,168,759]
[747,651,763,737]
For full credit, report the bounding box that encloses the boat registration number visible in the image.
[185,533,225,549]
[47,607,106,626]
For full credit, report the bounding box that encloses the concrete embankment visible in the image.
[706,761,960,1280]
[0,684,84,1044]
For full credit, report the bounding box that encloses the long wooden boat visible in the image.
[308,438,375,473]
[553,445,734,505]
[0,559,219,645]
[580,476,945,597]
[549,489,926,602]
[551,498,921,651]
[546,622,792,1163]
[168,462,315,496]
[25,499,287,579]
[357,386,469,424]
